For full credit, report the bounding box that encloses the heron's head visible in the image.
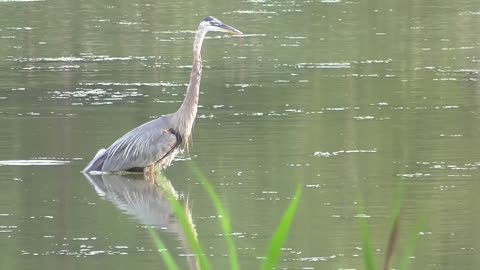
[199,16,243,35]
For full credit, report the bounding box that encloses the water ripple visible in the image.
[0,0,43,2]
[227,10,278,15]
[313,149,377,158]
[296,62,351,69]
[8,55,159,63]
[0,159,71,166]
[79,82,183,87]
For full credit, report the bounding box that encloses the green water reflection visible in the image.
[0,0,480,269]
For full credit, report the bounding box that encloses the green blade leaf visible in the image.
[398,215,426,270]
[148,228,181,270]
[261,185,302,270]
[358,201,376,270]
[161,178,212,270]
[191,164,240,270]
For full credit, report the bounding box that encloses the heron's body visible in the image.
[83,17,242,174]
[84,114,181,172]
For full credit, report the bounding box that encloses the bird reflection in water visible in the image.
[82,172,198,270]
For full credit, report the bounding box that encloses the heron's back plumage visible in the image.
[83,115,182,173]
[82,148,107,172]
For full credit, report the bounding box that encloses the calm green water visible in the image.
[1,0,480,269]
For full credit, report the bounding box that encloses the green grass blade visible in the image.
[358,202,377,270]
[261,186,302,270]
[191,164,240,270]
[148,228,181,270]
[162,182,212,270]
[398,216,426,270]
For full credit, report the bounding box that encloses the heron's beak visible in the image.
[218,23,243,35]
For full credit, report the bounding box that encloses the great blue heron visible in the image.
[83,16,242,174]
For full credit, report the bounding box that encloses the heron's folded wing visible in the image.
[101,123,178,172]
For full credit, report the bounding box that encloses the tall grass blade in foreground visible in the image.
[382,191,404,270]
[261,186,302,270]
[358,202,376,270]
[160,177,212,270]
[150,167,302,270]
[191,164,240,270]
[398,217,425,270]
[148,228,181,270]
[359,188,424,270]
[383,210,401,270]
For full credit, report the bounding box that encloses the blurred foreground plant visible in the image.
[149,164,302,270]
[359,196,425,270]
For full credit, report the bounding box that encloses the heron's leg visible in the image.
[144,166,151,176]
[144,165,156,183]
[149,165,155,179]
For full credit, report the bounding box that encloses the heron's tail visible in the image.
[82,148,107,173]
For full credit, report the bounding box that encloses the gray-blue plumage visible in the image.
[84,115,181,172]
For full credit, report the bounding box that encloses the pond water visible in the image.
[1,0,480,269]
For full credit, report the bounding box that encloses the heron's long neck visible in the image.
[175,30,206,144]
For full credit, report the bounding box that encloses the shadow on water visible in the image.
[82,172,198,270]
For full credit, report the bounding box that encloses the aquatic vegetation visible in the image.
[149,164,302,270]
[260,184,302,270]
[359,194,425,270]
[148,228,180,270]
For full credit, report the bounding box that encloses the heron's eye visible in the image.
[202,16,215,22]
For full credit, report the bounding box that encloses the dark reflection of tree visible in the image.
[82,173,198,270]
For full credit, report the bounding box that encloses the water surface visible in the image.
[1,0,480,269]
